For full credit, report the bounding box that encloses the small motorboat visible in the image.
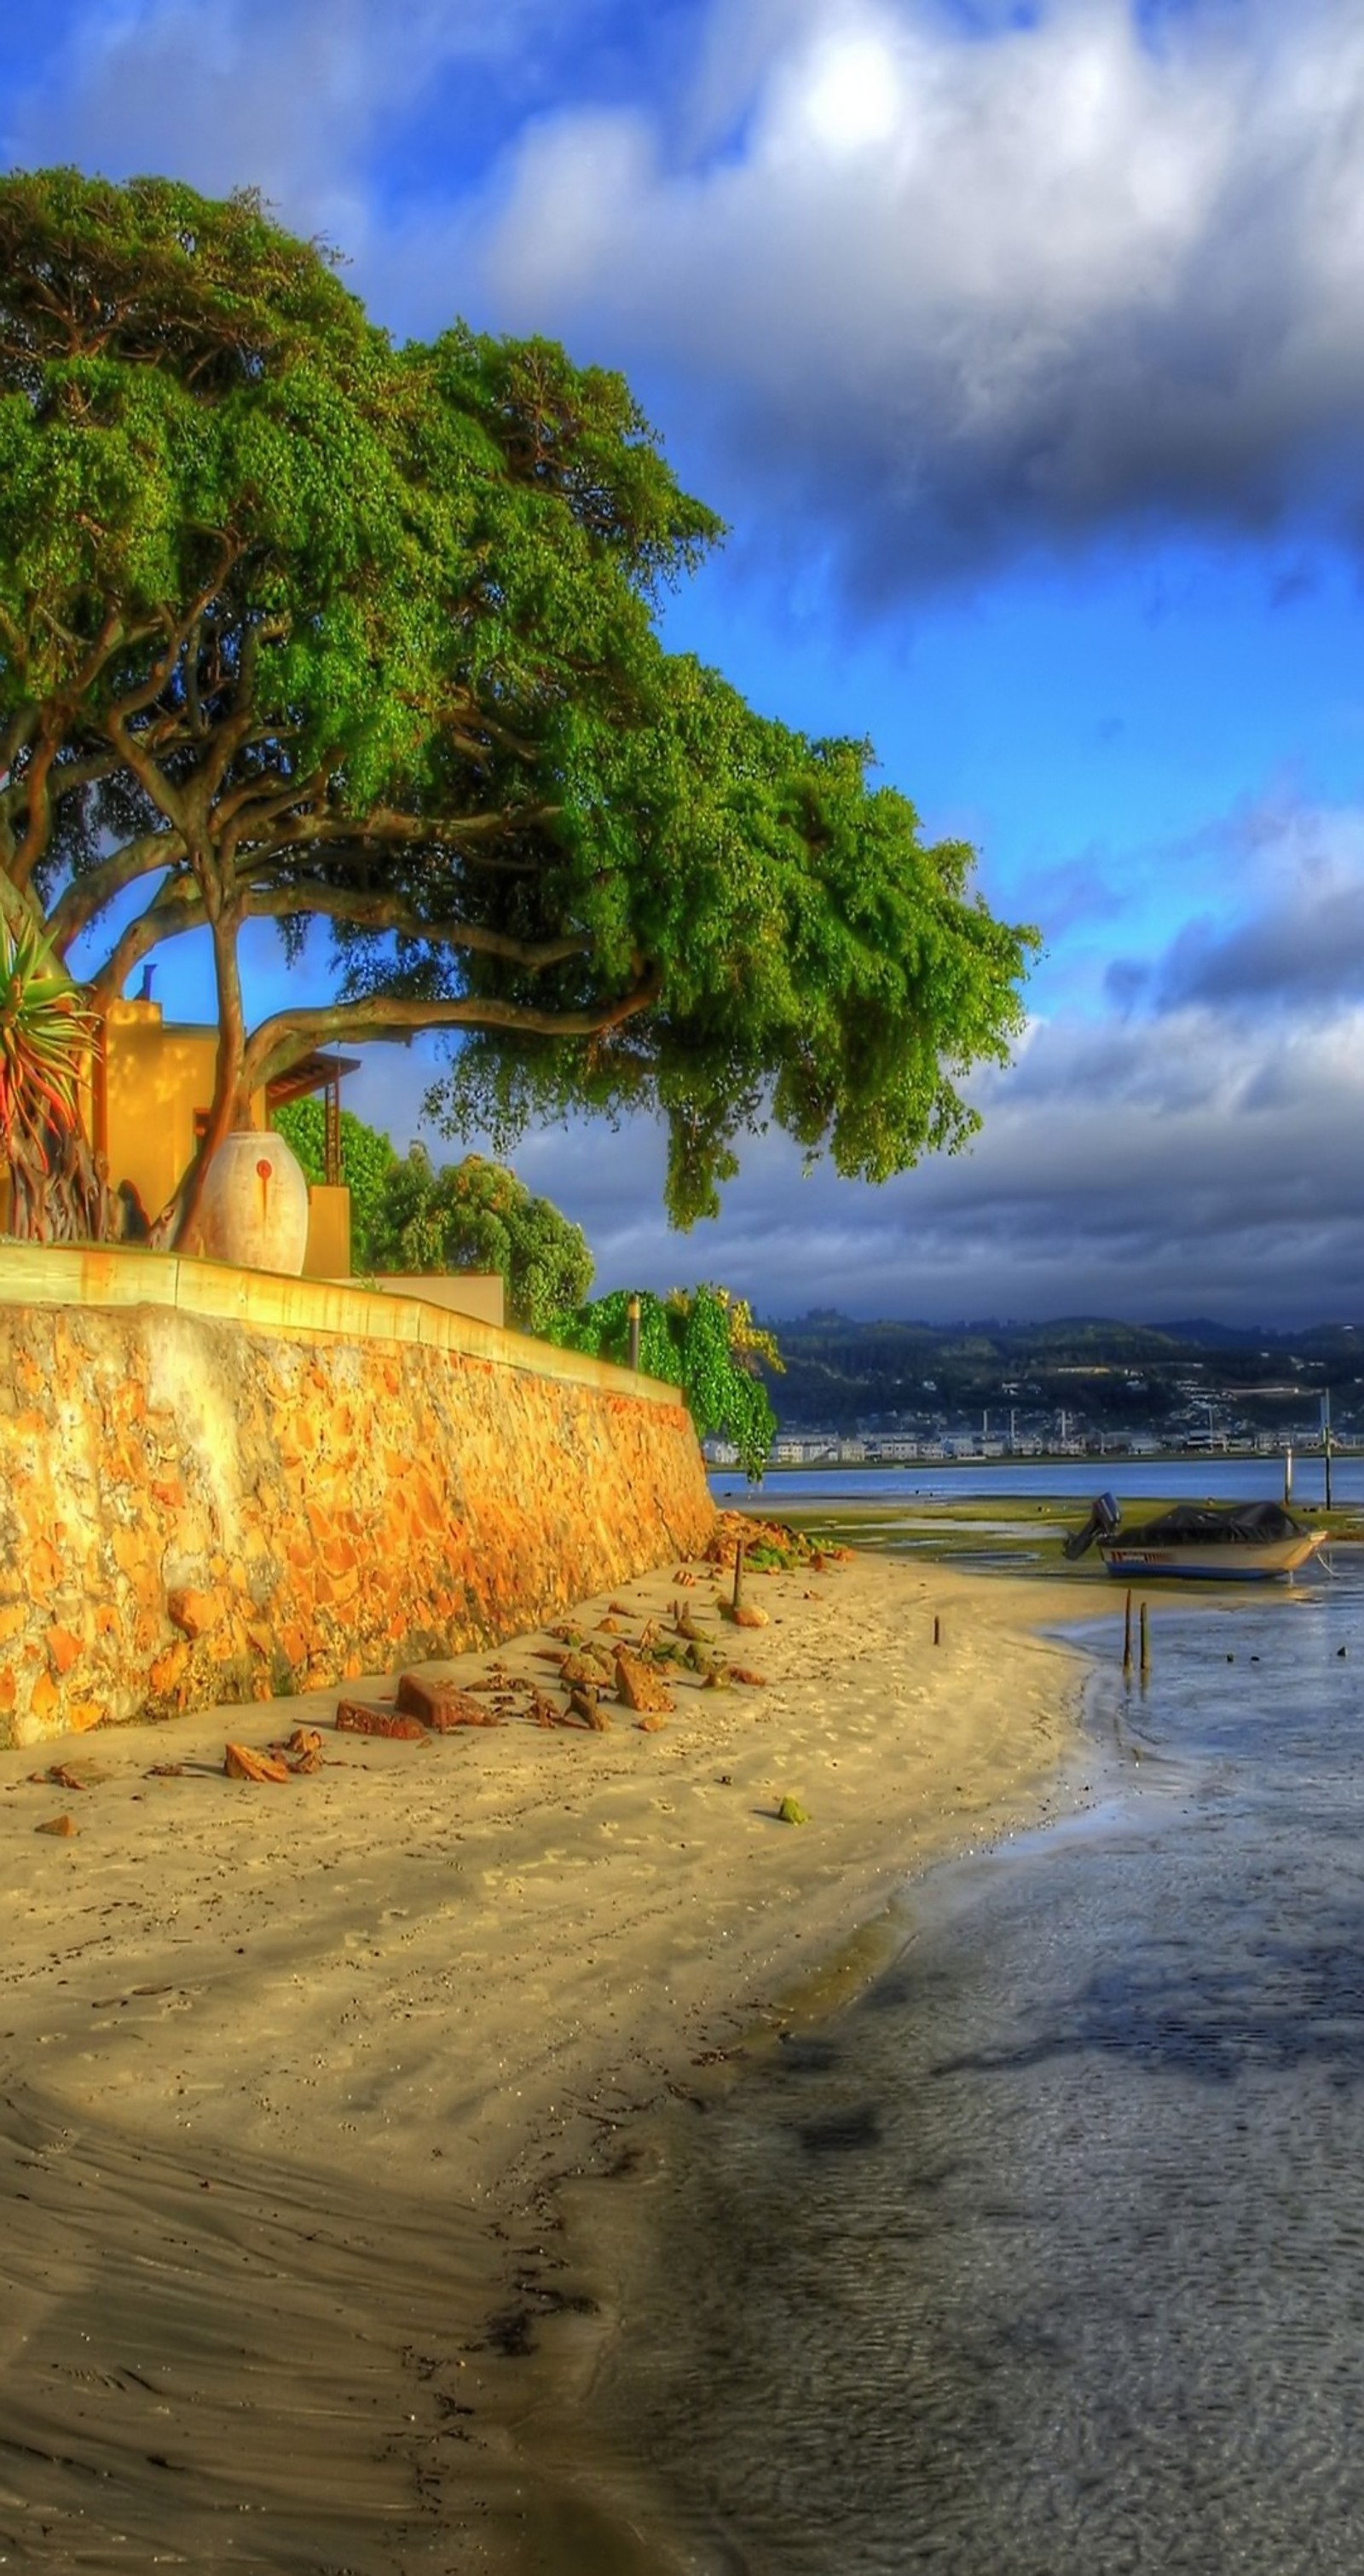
[1064,1493,1326,1581]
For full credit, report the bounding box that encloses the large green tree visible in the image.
[366,1147,594,1332]
[0,168,1036,1246]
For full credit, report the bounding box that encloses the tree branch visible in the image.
[197,615,291,810]
[213,754,329,851]
[0,868,49,950]
[11,714,61,891]
[298,800,564,850]
[240,968,662,1097]
[101,696,196,854]
[0,702,38,788]
[87,875,205,1010]
[47,831,187,957]
[240,879,592,969]
[104,550,242,725]
[42,747,124,806]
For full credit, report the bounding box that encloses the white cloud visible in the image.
[454,0,1364,592]
[4,0,559,251]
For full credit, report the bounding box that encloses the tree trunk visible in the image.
[4,1118,118,1244]
[157,901,250,1250]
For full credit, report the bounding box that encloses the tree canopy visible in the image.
[366,1148,594,1332]
[0,166,1036,1244]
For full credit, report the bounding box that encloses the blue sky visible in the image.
[9,0,1364,1324]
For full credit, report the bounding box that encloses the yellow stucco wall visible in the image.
[96,1005,353,1271]
[100,1001,267,1221]
[368,1272,506,1328]
[303,1186,353,1279]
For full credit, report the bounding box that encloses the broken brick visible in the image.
[614,1648,675,1715]
[334,1701,426,1741]
[224,1742,291,1782]
[396,1672,502,1730]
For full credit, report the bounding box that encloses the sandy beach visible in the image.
[0,1541,1098,2570]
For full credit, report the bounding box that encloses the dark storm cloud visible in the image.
[1105,795,1364,1017]
[1149,886,1364,1011]
[465,0,1364,598]
[348,1004,1364,1327]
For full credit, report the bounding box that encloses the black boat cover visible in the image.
[1118,1501,1306,1546]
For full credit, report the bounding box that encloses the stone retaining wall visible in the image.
[0,1253,715,1748]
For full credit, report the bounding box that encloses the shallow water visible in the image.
[581,1556,1364,2573]
[713,1459,1364,1509]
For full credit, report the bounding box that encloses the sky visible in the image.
[9,0,1364,1326]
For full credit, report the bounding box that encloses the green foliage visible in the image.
[550,1285,778,1478]
[0,169,1035,1248]
[269,1099,396,1269]
[551,1288,679,1382]
[367,1146,594,1333]
[267,1101,592,1326]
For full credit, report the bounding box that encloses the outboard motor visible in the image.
[1063,1492,1122,1562]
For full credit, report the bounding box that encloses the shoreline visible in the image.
[0,1541,1101,2566]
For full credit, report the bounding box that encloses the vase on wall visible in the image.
[197,1130,310,1275]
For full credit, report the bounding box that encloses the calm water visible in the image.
[583,1520,1364,2573]
[713,1457,1364,1510]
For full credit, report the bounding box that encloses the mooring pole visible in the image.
[1284,1446,1293,1508]
[1140,1600,1151,1679]
[1123,1586,1133,1677]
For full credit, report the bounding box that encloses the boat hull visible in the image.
[1099,1533,1325,1581]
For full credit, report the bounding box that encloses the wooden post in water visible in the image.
[933,1614,941,1647]
[1139,1600,1151,1679]
[1284,1447,1293,1507]
[1123,1587,1134,1677]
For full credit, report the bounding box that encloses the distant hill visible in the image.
[1153,1319,1288,1349]
[754,1313,1364,1438]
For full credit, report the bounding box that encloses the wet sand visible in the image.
[0,1545,1095,2568]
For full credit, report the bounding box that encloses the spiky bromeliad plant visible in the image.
[0,915,101,1242]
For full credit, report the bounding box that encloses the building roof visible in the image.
[263,1053,361,1106]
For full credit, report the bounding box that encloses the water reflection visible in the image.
[933,1897,1364,2088]
[591,1560,1364,2574]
